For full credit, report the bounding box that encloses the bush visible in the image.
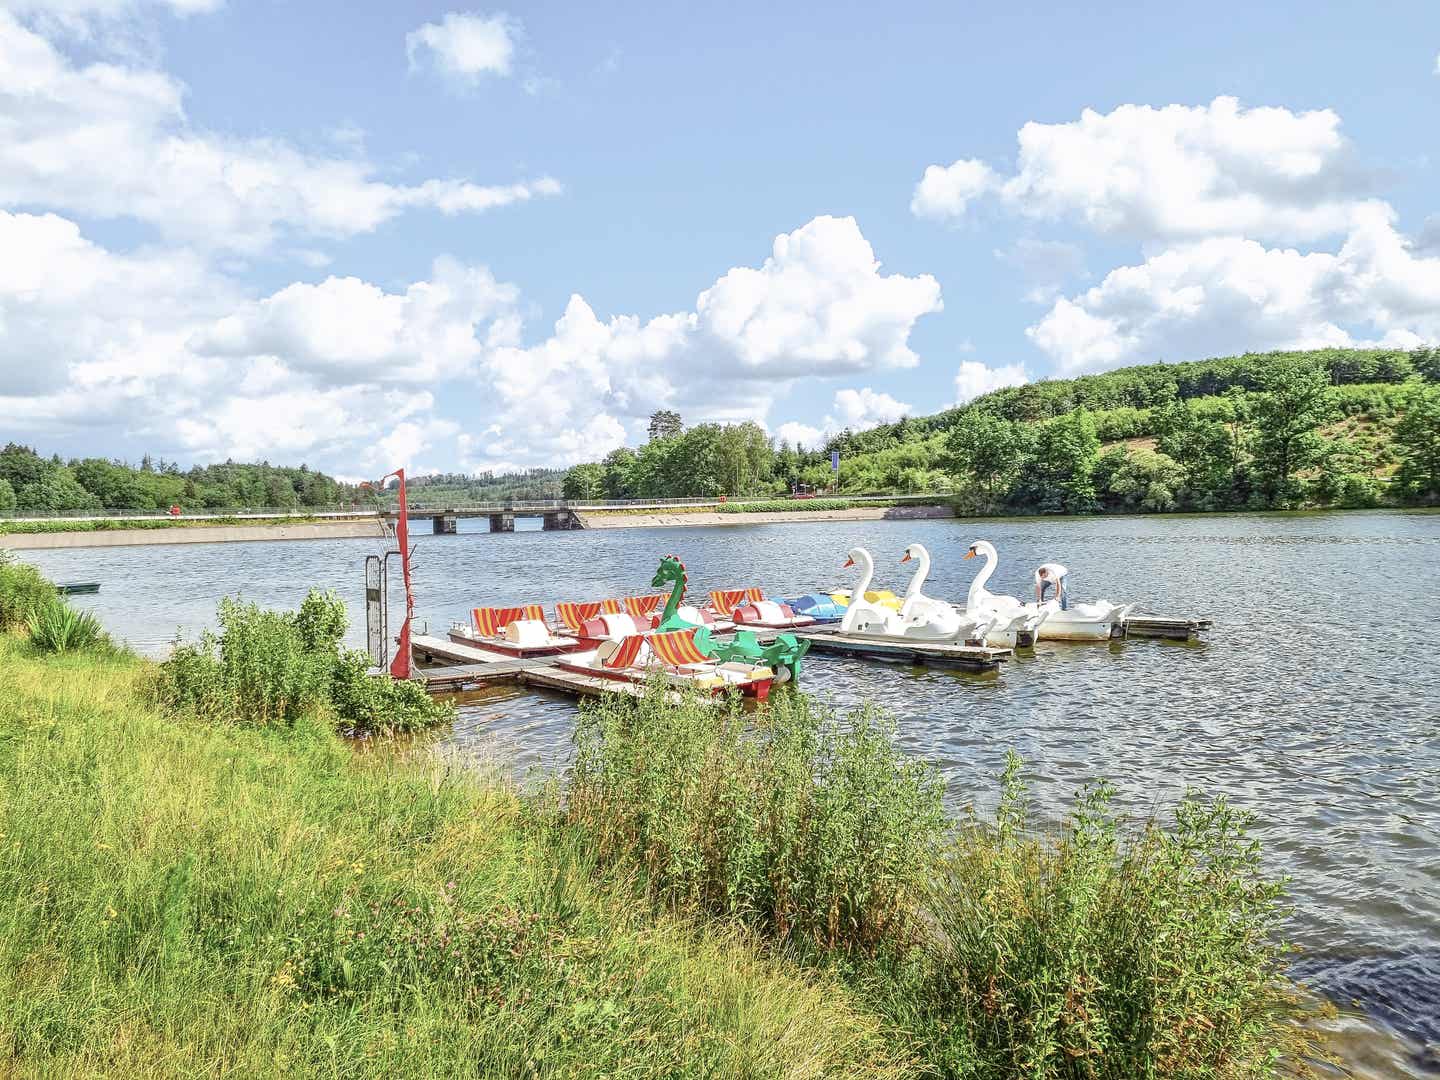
[894,752,1327,1079]
[26,598,110,655]
[0,552,54,631]
[566,689,946,954]
[155,590,452,734]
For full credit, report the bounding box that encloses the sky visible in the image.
[2,0,1439,479]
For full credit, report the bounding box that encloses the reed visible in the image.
[25,597,111,655]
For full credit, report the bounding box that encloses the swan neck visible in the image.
[903,548,930,599]
[968,546,997,604]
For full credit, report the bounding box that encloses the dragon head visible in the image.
[652,553,688,598]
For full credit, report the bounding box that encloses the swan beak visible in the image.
[963,549,976,560]
[843,557,855,568]
[900,552,912,563]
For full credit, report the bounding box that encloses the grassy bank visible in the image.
[0,639,905,1077]
[0,565,1330,1077]
[0,515,345,536]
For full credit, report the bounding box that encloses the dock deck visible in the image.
[789,628,1012,670]
[1122,615,1212,642]
[410,635,696,703]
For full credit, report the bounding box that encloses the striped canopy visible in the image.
[647,628,712,668]
[708,587,764,617]
[623,593,666,618]
[472,605,545,638]
[557,597,628,632]
[600,634,647,670]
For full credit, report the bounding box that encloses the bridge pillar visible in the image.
[432,514,457,535]
[542,510,576,531]
[488,512,515,533]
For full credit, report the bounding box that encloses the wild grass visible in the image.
[567,688,946,954]
[564,694,1332,1079]
[25,598,111,655]
[0,551,54,631]
[153,589,451,736]
[0,638,908,1079]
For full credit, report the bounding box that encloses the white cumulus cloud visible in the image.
[954,360,1030,403]
[774,422,825,449]
[830,387,912,429]
[910,158,997,219]
[0,11,559,251]
[1027,205,1440,374]
[915,96,1379,244]
[406,11,518,83]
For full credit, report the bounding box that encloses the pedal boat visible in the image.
[449,605,583,657]
[557,628,776,699]
[710,588,816,630]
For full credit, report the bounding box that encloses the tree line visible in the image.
[558,348,1440,512]
[0,445,362,514]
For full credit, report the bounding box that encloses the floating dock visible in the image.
[1122,615,1212,642]
[410,635,697,703]
[786,628,1012,671]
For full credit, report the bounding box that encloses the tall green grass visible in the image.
[0,639,907,1078]
[0,551,54,631]
[25,598,110,655]
[564,694,1332,1079]
[154,589,451,736]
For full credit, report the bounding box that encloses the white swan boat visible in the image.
[964,540,1131,642]
[839,547,985,643]
[898,543,996,643]
[962,540,1050,648]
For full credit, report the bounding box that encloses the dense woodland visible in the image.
[0,447,361,514]
[6,347,1439,516]
[561,348,1440,513]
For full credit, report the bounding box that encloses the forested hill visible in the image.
[560,347,1440,514]
[0,445,362,514]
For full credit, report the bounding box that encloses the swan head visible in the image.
[843,547,872,570]
[964,539,997,561]
[901,543,928,564]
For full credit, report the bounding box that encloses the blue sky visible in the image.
[3,0,1438,477]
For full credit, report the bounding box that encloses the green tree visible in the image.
[647,410,683,442]
[944,411,1021,506]
[0,478,14,512]
[561,462,604,501]
[1250,362,1338,505]
[1394,383,1440,502]
[1098,447,1186,513]
[1154,400,1235,509]
[601,448,638,499]
[16,468,103,513]
[0,444,49,491]
[1013,410,1100,513]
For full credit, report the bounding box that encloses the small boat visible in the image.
[449,605,583,656]
[780,593,847,623]
[1035,599,1134,641]
[557,628,777,699]
[55,582,100,595]
[710,588,816,630]
[897,543,996,644]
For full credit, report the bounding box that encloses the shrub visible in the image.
[566,689,946,954]
[25,597,110,655]
[895,752,1327,1079]
[329,649,454,736]
[0,553,54,631]
[155,590,451,734]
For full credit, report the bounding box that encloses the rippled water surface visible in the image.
[17,510,1440,1074]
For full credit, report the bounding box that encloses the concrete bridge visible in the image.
[384,498,727,534]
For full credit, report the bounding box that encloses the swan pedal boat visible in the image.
[962,540,1130,644]
[557,628,776,700]
[779,593,847,623]
[450,606,584,657]
[838,547,993,644]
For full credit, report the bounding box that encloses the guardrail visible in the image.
[0,492,949,523]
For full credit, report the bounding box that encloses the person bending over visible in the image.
[1035,562,1069,610]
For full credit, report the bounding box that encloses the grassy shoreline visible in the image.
[0,560,1331,1077]
[0,515,346,536]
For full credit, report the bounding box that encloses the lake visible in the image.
[16,509,1440,1076]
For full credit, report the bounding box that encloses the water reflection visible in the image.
[16,509,1440,1075]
